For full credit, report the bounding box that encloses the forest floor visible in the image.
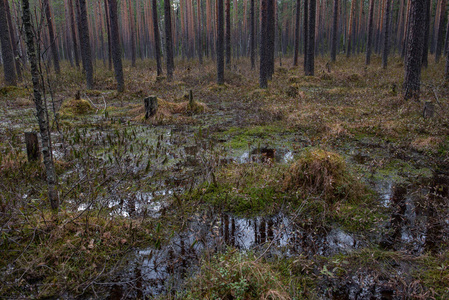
[1,55,449,299]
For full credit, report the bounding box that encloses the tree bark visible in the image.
[260,0,268,88]
[435,0,446,62]
[76,0,94,89]
[22,0,59,210]
[330,0,338,62]
[152,0,163,75]
[43,0,60,74]
[422,0,431,67]
[250,0,255,69]
[69,0,80,68]
[108,0,124,92]
[225,0,231,67]
[382,0,391,68]
[303,0,308,70]
[5,0,22,80]
[293,0,301,66]
[128,0,136,67]
[164,0,174,81]
[217,0,224,84]
[403,0,426,101]
[305,0,315,75]
[366,0,375,64]
[0,0,17,86]
[197,0,203,64]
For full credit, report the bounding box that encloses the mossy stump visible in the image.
[25,131,40,162]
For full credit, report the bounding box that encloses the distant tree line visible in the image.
[0,0,447,97]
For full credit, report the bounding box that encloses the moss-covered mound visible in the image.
[283,148,366,203]
[59,98,93,116]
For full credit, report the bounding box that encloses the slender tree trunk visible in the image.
[435,0,446,62]
[225,0,231,67]
[422,0,431,67]
[22,0,59,210]
[382,0,391,68]
[76,0,94,89]
[0,0,17,86]
[347,0,356,58]
[260,0,268,87]
[331,0,339,62]
[305,0,315,75]
[197,0,203,64]
[108,0,124,92]
[250,0,255,69]
[403,0,426,101]
[69,0,80,68]
[294,0,301,66]
[128,0,136,67]
[5,0,22,81]
[267,0,275,78]
[43,0,60,74]
[217,0,224,84]
[104,0,112,69]
[164,0,174,80]
[152,0,163,75]
[366,0,375,64]
[303,0,309,70]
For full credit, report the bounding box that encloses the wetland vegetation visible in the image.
[1,54,449,299]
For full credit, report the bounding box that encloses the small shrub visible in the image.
[59,98,93,116]
[183,249,290,300]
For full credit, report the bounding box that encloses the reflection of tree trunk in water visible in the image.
[267,219,274,241]
[260,218,266,244]
[135,266,143,299]
[231,217,235,245]
[425,172,448,252]
[224,214,229,243]
[381,185,407,250]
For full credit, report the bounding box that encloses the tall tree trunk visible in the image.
[366,0,375,64]
[197,0,203,64]
[5,0,22,80]
[127,0,136,67]
[267,0,275,78]
[305,0,315,75]
[225,0,231,67]
[403,0,426,101]
[76,0,94,89]
[435,0,446,62]
[260,0,268,87]
[43,0,60,74]
[21,0,59,210]
[108,0,124,92]
[217,0,224,84]
[0,0,17,86]
[69,0,80,68]
[303,0,309,70]
[330,0,339,62]
[250,0,255,69]
[164,0,174,80]
[152,0,163,75]
[422,0,431,67]
[382,0,391,68]
[346,0,356,58]
[293,0,300,65]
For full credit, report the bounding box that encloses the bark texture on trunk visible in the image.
[22,0,59,210]
[108,0,124,92]
[164,0,174,81]
[403,0,426,101]
[0,0,17,86]
[217,0,224,84]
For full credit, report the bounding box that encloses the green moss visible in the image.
[59,98,94,116]
[219,125,289,149]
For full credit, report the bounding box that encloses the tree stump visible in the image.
[423,101,434,119]
[144,96,158,119]
[188,90,194,108]
[25,131,40,162]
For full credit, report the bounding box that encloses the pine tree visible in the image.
[108,0,124,92]
[403,0,426,100]
[152,0,163,76]
[217,0,225,84]
[164,0,174,80]
[330,0,339,62]
[0,0,17,86]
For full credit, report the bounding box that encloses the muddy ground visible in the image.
[1,56,448,299]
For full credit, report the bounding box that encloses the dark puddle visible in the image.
[379,171,449,254]
[108,211,361,298]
